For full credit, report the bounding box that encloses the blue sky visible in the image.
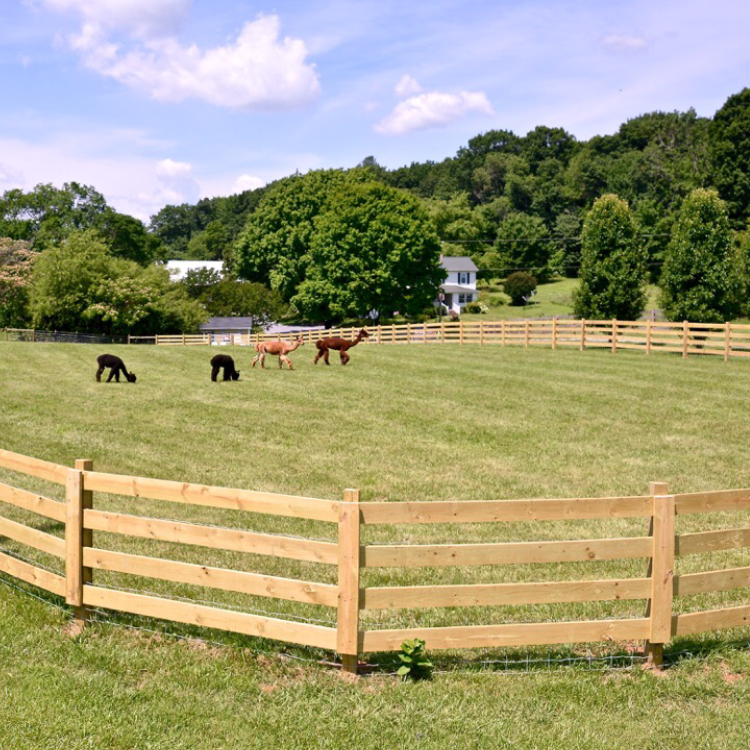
[1,0,749,222]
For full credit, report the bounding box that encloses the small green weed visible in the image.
[397,638,433,680]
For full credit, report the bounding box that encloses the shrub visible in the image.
[503,272,537,306]
[464,301,483,314]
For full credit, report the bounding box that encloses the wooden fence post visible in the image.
[479,320,484,347]
[611,319,618,354]
[725,322,731,362]
[646,320,652,355]
[524,319,530,349]
[460,320,464,347]
[337,488,361,674]
[32,329,36,343]
[127,334,131,346]
[66,468,87,626]
[552,317,557,350]
[645,481,675,668]
[682,321,688,359]
[501,319,506,348]
[155,334,159,347]
[580,319,586,351]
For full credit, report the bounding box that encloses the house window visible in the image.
[458,293,474,305]
[458,272,472,285]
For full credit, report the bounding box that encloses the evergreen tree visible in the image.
[659,189,743,322]
[573,194,647,320]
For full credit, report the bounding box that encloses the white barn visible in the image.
[439,256,478,314]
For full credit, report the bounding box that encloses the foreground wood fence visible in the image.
[128,319,750,362]
[2,448,750,672]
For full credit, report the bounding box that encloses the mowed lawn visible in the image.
[2,340,750,749]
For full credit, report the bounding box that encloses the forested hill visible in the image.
[146,88,750,276]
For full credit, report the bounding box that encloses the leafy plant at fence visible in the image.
[397,638,433,681]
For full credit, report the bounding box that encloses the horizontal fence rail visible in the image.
[116,319,750,363]
[2,448,750,672]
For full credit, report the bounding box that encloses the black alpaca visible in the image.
[210,354,240,382]
[96,354,136,383]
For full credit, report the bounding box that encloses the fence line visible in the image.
[120,319,750,362]
[2,448,750,672]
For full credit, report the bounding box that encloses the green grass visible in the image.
[462,278,662,320]
[2,340,750,748]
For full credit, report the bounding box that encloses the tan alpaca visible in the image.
[252,335,304,370]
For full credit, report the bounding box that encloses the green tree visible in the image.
[659,189,743,322]
[492,213,552,281]
[710,88,750,227]
[573,194,647,320]
[232,170,352,301]
[29,230,206,334]
[0,238,34,326]
[292,182,444,324]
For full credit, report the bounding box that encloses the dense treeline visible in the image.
[1,88,749,332]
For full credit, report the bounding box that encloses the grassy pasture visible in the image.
[2,340,750,749]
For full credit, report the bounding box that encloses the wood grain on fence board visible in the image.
[0,549,65,596]
[0,515,65,558]
[82,547,338,606]
[361,536,653,568]
[0,449,67,485]
[0,481,65,522]
[84,509,338,564]
[361,577,652,610]
[82,586,338,650]
[81,470,339,522]
[360,617,651,652]
[359,496,653,524]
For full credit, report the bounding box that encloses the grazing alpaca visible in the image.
[210,354,240,382]
[252,335,304,370]
[314,328,369,365]
[96,354,136,383]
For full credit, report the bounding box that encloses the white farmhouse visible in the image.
[164,260,224,282]
[439,256,478,314]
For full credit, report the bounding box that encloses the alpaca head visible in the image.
[231,370,240,381]
[359,329,370,339]
[126,372,137,383]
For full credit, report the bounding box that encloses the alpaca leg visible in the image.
[278,355,283,369]
[260,353,266,369]
[107,368,116,382]
[251,353,260,368]
[96,367,104,382]
[211,365,219,382]
[223,366,231,381]
[314,350,321,364]
[282,355,293,370]
[340,351,349,365]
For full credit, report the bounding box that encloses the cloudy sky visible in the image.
[1,0,749,222]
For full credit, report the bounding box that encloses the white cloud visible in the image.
[152,158,199,204]
[39,3,321,111]
[233,174,265,193]
[35,0,189,39]
[375,91,493,135]
[0,162,24,185]
[602,34,648,52]
[394,74,421,98]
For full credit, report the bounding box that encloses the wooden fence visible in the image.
[2,448,750,672]
[128,319,750,361]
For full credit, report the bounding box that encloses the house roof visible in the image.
[440,256,478,272]
[165,260,224,281]
[441,284,476,294]
[200,317,254,331]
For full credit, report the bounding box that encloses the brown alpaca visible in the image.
[252,335,304,370]
[314,328,369,365]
